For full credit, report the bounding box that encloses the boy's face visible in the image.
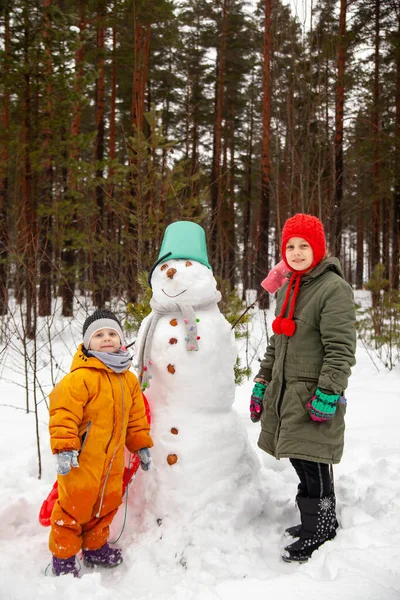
[89,328,121,353]
[285,236,314,271]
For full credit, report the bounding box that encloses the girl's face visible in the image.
[285,237,314,271]
[89,328,121,353]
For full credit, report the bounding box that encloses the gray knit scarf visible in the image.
[88,349,132,373]
[137,291,222,390]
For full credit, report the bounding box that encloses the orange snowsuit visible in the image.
[49,344,153,558]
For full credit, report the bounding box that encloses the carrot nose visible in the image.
[166,268,177,279]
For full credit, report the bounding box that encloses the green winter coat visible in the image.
[257,257,356,465]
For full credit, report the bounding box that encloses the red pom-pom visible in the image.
[281,318,296,336]
[272,316,283,334]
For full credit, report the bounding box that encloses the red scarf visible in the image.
[271,271,302,337]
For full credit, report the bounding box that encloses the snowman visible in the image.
[134,221,260,525]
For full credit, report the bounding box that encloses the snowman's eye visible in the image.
[160,264,168,271]
[186,261,192,267]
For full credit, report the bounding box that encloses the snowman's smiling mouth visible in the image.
[162,289,187,298]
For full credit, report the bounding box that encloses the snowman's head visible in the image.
[151,258,218,306]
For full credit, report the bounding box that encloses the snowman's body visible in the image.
[135,258,259,522]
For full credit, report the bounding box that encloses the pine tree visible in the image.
[391,3,400,288]
[0,2,11,315]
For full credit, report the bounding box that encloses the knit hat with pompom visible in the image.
[281,213,326,271]
[83,309,125,349]
[272,214,327,338]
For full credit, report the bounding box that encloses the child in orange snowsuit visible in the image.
[49,309,153,576]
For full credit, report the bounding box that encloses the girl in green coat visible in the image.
[250,213,356,563]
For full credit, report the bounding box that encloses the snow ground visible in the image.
[0,292,399,600]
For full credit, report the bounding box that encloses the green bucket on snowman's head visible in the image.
[148,221,212,287]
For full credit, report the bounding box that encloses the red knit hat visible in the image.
[281,213,326,271]
[272,214,326,337]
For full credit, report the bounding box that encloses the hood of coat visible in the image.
[69,343,119,373]
[300,256,344,284]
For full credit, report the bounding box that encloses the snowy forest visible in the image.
[0,0,399,324]
[2,2,400,598]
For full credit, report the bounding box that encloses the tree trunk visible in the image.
[0,5,10,315]
[356,198,364,289]
[132,22,150,133]
[22,2,36,338]
[61,10,86,316]
[210,0,228,272]
[228,117,235,288]
[107,19,117,299]
[242,76,255,300]
[38,0,53,317]
[109,22,117,176]
[128,19,151,301]
[333,0,347,258]
[109,19,117,196]
[392,14,400,289]
[371,0,381,285]
[93,8,106,307]
[256,0,271,311]
[190,77,199,201]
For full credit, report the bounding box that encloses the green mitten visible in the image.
[250,382,267,423]
[308,388,340,422]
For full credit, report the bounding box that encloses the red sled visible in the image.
[39,393,151,527]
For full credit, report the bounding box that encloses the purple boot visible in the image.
[52,555,79,577]
[82,543,123,569]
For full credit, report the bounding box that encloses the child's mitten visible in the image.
[137,447,152,471]
[250,382,267,423]
[307,388,340,422]
[261,260,289,294]
[56,450,79,475]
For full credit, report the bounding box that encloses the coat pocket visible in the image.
[78,421,92,454]
[288,379,318,422]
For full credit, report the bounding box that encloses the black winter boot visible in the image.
[284,498,339,539]
[282,493,337,563]
[284,523,302,538]
[284,486,306,538]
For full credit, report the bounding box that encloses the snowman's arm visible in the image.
[125,373,154,453]
[256,334,276,382]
